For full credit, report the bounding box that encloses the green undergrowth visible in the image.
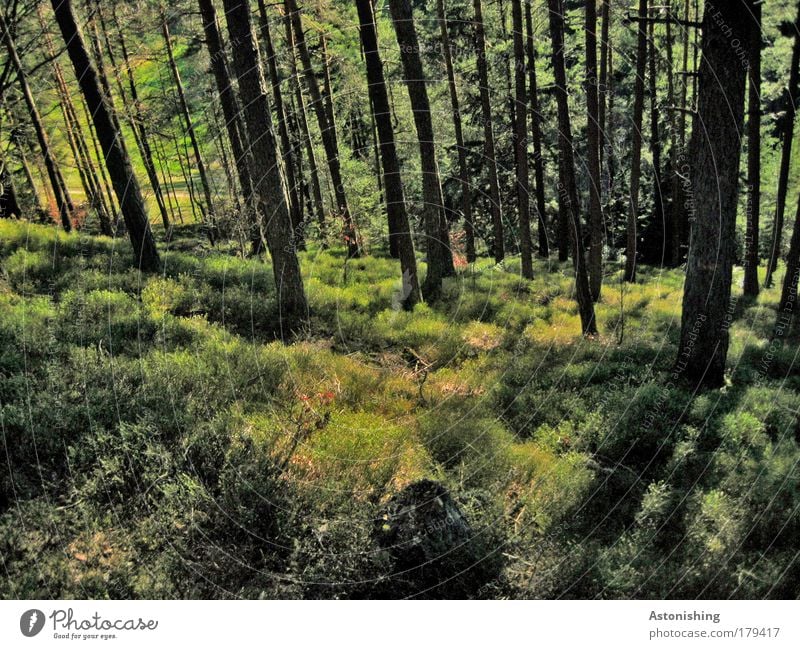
[0,220,798,598]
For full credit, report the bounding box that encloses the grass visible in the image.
[0,219,798,599]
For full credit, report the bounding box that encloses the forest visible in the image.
[0,0,799,599]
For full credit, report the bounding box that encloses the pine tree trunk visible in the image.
[221,0,307,329]
[625,0,648,282]
[473,0,505,263]
[648,9,665,265]
[525,2,548,259]
[283,11,326,236]
[775,192,800,336]
[546,0,597,335]
[511,0,532,279]
[765,3,800,288]
[665,1,681,266]
[257,0,304,248]
[162,16,216,242]
[50,0,159,270]
[585,0,603,300]
[744,1,762,297]
[598,0,610,172]
[0,12,72,231]
[675,0,749,389]
[356,0,421,308]
[285,0,359,257]
[389,0,454,300]
[437,0,475,263]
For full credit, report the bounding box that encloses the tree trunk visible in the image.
[675,0,749,389]
[283,10,326,235]
[624,0,648,282]
[0,12,72,231]
[775,192,800,337]
[437,0,475,263]
[765,3,800,288]
[161,15,216,242]
[473,0,505,263]
[285,0,359,257]
[598,0,610,172]
[51,0,159,270]
[648,9,666,266]
[221,0,307,329]
[106,2,171,234]
[389,0,454,300]
[256,0,304,248]
[665,1,681,266]
[585,0,603,300]
[744,1,762,297]
[356,0,421,308]
[511,0,532,279]
[546,0,597,335]
[524,2,548,259]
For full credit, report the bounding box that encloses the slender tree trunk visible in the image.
[511,0,532,279]
[766,3,800,288]
[775,192,800,336]
[625,0,648,282]
[546,0,597,335]
[665,1,681,266]
[586,0,603,300]
[162,15,216,243]
[0,13,72,231]
[437,0,475,263]
[50,0,159,270]
[356,0,421,308]
[598,0,610,172]
[648,9,666,265]
[257,0,304,248]
[221,0,307,329]
[105,3,171,233]
[389,0,454,300]
[473,0,505,263]
[77,92,119,222]
[525,2,548,259]
[675,0,749,389]
[283,11,326,235]
[744,1,762,297]
[285,0,359,257]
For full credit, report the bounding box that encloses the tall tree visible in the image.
[50,0,160,270]
[285,0,360,257]
[511,0,532,279]
[0,12,72,231]
[436,0,475,262]
[585,0,603,300]
[625,0,648,282]
[524,2,548,259]
[775,193,800,336]
[355,0,420,308]
[473,0,505,263]
[648,7,666,265]
[766,2,800,288]
[161,14,216,241]
[744,1,762,297]
[675,0,749,389]
[221,0,307,328]
[389,0,454,299]
[545,0,597,335]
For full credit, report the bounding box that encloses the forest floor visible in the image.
[0,219,798,598]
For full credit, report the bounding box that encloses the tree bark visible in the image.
[221,0,308,329]
[0,12,72,231]
[356,0,421,308]
[285,0,359,256]
[525,2,548,259]
[473,0,504,263]
[389,0,454,300]
[585,0,603,300]
[545,0,597,335]
[675,0,749,389]
[437,0,475,263]
[50,0,159,270]
[511,0,532,279]
[744,1,761,297]
[665,1,681,266]
[765,3,800,288]
[625,0,648,282]
[648,8,666,266]
[775,192,800,337]
[162,15,216,242]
